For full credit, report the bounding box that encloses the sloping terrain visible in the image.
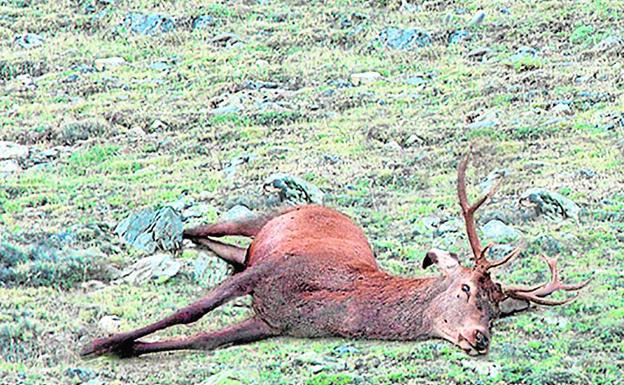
[1,0,623,384]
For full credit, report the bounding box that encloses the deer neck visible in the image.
[345,273,450,341]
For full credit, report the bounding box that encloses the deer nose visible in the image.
[474,331,489,351]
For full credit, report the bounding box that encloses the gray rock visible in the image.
[211,33,242,46]
[510,46,538,62]
[376,28,432,50]
[263,173,324,205]
[0,141,29,160]
[404,76,427,86]
[519,188,581,221]
[448,29,470,44]
[149,61,170,71]
[94,57,126,71]
[212,104,242,115]
[0,160,21,175]
[351,72,383,86]
[124,12,175,35]
[481,219,520,242]
[193,251,231,288]
[221,205,255,223]
[192,15,216,30]
[466,120,498,130]
[116,253,181,285]
[434,218,462,237]
[115,207,183,253]
[479,168,510,194]
[14,33,44,49]
[468,10,486,27]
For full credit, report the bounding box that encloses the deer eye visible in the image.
[462,284,471,295]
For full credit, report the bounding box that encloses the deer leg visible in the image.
[193,237,247,270]
[80,263,272,358]
[111,317,278,358]
[183,207,299,239]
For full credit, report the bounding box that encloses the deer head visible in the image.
[421,152,591,355]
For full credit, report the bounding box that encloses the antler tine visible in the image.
[486,247,522,269]
[503,253,592,305]
[457,151,503,268]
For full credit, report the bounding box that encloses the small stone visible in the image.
[448,30,470,44]
[149,61,170,71]
[192,15,216,30]
[98,315,122,334]
[0,141,29,160]
[128,126,146,137]
[14,33,44,49]
[383,140,402,152]
[519,188,581,221]
[404,76,427,86]
[94,57,126,71]
[351,72,382,86]
[481,220,521,242]
[468,10,486,27]
[0,160,21,175]
[376,28,432,50]
[150,119,167,131]
[212,104,242,115]
[116,253,182,285]
[551,103,572,116]
[124,12,175,35]
[263,173,324,205]
[466,120,498,130]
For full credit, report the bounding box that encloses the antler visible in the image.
[503,254,592,305]
[457,152,520,272]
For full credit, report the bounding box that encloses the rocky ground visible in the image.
[1,0,623,384]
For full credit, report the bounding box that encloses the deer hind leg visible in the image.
[80,263,272,358]
[111,317,278,357]
[193,237,247,271]
[183,207,299,239]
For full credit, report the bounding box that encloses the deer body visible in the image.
[81,154,589,359]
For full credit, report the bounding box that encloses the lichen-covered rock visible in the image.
[481,220,521,242]
[520,188,581,221]
[123,12,175,35]
[114,207,183,253]
[375,28,432,50]
[115,253,181,285]
[263,173,324,205]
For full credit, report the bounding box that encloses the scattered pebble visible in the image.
[351,72,383,86]
[94,57,126,71]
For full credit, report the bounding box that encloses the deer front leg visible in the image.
[80,263,273,358]
[111,317,279,358]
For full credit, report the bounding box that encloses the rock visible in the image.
[434,218,462,237]
[591,35,622,54]
[149,61,170,71]
[468,10,486,27]
[211,33,242,46]
[551,103,572,116]
[480,210,513,225]
[481,220,520,242]
[351,72,382,86]
[128,126,147,137]
[94,57,126,71]
[510,46,538,62]
[578,168,597,179]
[479,168,510,194]
[461,360,499,377]
[467,47,492,60]
[466,119,498,130]
[448,29,470,44]
[223,153,256,179]
[14,33,44,49]
[150,119,167,131]
[212,104,242,115]
[193,252,231,288]
[192,15,216,30]
[404,76,427,86]
[98,315,122,334]
[519,188,581,221]
[375,27,432,50]
[0,160,21,175]
[182,202,213,221]
[0,141,29,160]
[115,207,184,253]
[124,12,175,35]
[116,253,181,285]
[263,173,324,205]
[221,205,255,223]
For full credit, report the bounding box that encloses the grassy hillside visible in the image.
[1,0,623,384]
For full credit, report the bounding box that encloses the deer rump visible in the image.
[80,154,590,359]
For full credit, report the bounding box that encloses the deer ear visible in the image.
[422,248,460,273]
